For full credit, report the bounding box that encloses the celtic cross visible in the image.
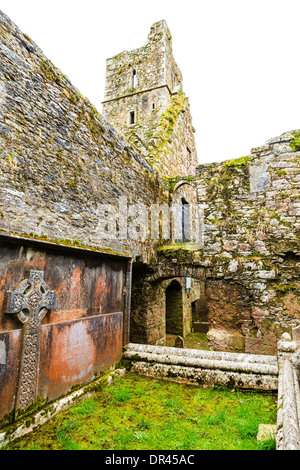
[5,270,55,411]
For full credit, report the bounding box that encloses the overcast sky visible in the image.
[1,0,300,164]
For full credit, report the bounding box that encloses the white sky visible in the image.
[1,0,300,164]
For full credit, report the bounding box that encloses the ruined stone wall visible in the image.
[0,9,165,427]
[193,131,300,354]
[0,10,163,261]
[103,20,174,103]
[172,183,199,243]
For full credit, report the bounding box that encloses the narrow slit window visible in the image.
[152,103,156,110]
[129,111,136,125]
[131,69,137,88]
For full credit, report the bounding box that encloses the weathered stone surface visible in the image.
[0,10,160,260]
[276,357,300,450]
[188,134,300,354]
[0,239,127,423]
[126,342,278,365]
[129,361,277,391]
[4,270,56,410]
[1,8,300,447]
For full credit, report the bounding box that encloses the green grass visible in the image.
[4,373,277,450]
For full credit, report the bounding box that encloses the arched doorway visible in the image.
[166,280,183,335]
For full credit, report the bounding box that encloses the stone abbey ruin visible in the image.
[0,11,300,449]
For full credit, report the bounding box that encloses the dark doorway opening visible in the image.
[166,280,183,335]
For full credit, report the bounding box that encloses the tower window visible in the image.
[152,103,156,110]
[129,111,136,125]
[131,69,137,88]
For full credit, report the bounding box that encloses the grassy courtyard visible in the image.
[4,373,277,451]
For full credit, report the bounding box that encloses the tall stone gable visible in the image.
[102,20,198,177]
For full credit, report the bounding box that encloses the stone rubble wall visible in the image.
[103,20,175,102]
[123,343,278,391]
[102,20,198,177]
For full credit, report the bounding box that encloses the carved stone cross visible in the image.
[5,270,55,411]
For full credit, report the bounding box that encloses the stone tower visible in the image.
[102,20,198,177]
